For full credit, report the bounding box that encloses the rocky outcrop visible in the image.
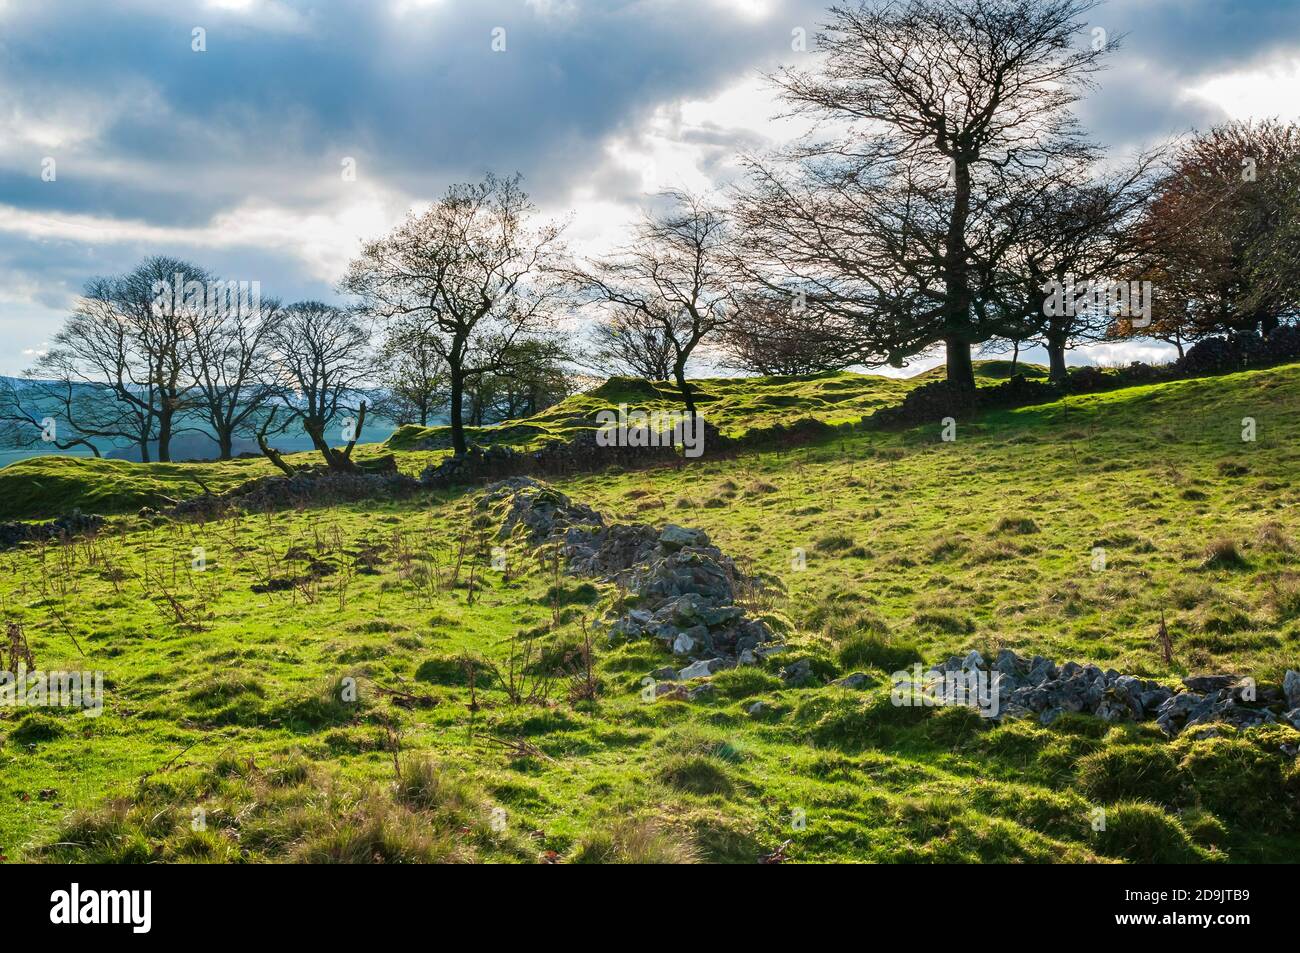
[478,478,780,691]
[922,650,1299,739]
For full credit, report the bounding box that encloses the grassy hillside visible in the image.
[0,362,1035,522]
[0,361,1297,863]
[387,361,1045,450]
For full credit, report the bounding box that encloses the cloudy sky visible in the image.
[2,0,1299,375]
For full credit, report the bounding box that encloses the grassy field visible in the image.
[1,361,1297,863]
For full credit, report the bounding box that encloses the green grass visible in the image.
[1,360,1298,863]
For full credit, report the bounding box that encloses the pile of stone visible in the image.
[479,478,782,700]
[926,649,1300,737]
[0,510,105,550]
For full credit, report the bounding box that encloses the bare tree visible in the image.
[734,0,1120,394]
[101,256,211,461]
[189,293,283,459]
[263,301,372,473]
[566,190,731,415]
[34,285,162,461]
[343,173,566,456]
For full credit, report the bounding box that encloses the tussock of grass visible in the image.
[710,667,781,699]
[1201,538,1249,570]
[1076,745,1182,806]
[912,610,975,635]
[415,653,495,687]
[1093,801,1218,863]
[814,533,856,553]
[657,754,736,796]
[8,712,67,745]
[838,633,922,672]
[992,516,1040,536]
[569,816,700,864]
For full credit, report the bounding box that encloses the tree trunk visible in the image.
[1010,340,1020,375]
[156,405,172,462]
[217,429,233,461]
[1047,337,1068,383]
[333,401,365,471]
[449,368,467,456]
[945,338,976,391]
[304,419,332,458]
[943,158,976,394]
[256,408,296,476]
[674,360,696,416]
[258,433,296,476]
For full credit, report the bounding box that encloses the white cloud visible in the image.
[1071,340,1179,367]
[600,74,802,198]
[0,178,410,283]
[1186,56,1300,122]
[708,0,775,20]
[202,0,308,31]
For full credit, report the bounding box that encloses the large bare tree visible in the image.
[734,0,1120,394]
[343,173,566,456]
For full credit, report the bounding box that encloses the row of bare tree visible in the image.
[0,242,571,467]
[6,0,1300,467]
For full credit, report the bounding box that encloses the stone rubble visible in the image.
[926,649,1300,738]
[0,510,105,549]
[478,478,781,691]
